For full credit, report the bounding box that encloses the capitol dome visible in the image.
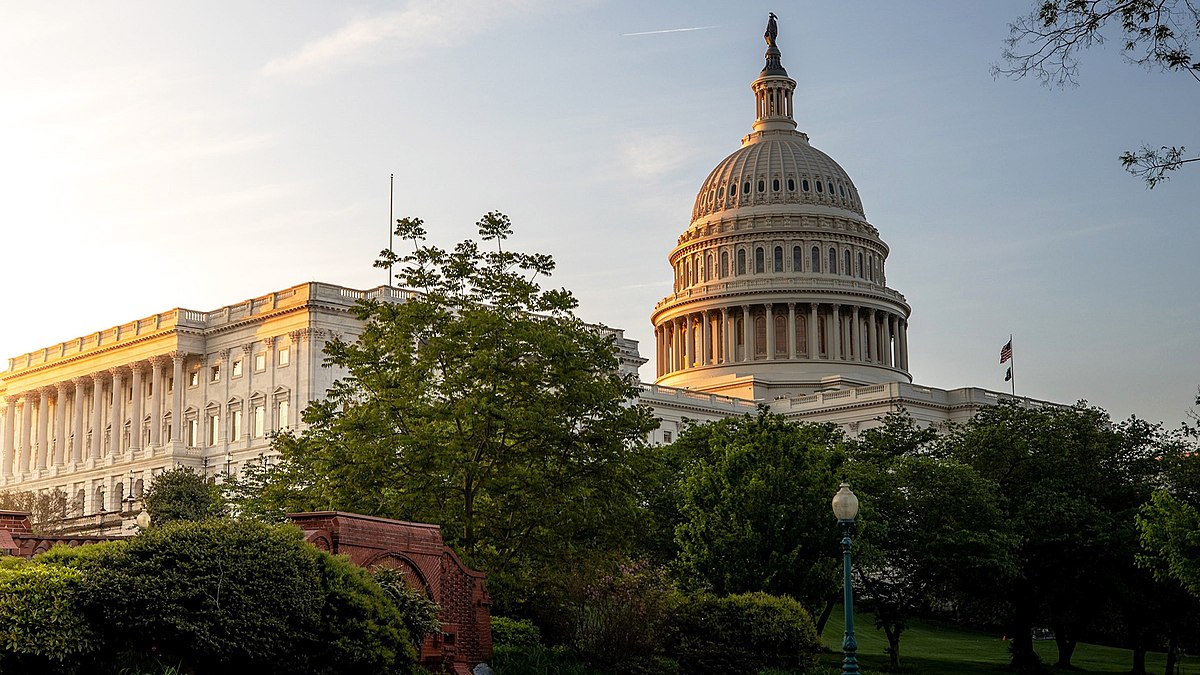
[650,15,912,401]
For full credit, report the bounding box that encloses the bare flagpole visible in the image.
[1009,334,1016,397]
[387,173,394,287]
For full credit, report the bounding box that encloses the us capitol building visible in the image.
[0,19,1041,528]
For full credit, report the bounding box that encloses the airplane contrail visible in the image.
[622,25,719,37]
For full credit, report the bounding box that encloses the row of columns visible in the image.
[0,332,305,480]
[654,302,909,378]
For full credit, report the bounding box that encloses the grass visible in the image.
[818,608,1199,674]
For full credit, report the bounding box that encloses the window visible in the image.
[773,246,783,272]
[663,430,672,443]
[816,181,823,193]
[743,181,751,194]
[278,347,290,367]
[207,414,219,446]
[718,186,725,198]
[188,371,199,387]
[754,314,766,357]
[828,182,835,194]
[736,249,746,275]
[793,246,802,272]
[254,353,266,372]
[232,360,243,378]
[843,250,851,276]
[253,405,265,438]
[277,400,290,430]
[230,409,242,441]
[802,179,810,191]
[811,246,820,272]
[705,254,712,281]
[757,179,765,193]
[754,247,765,273]
[857,252,864,278]
[787,178,796,191]
[772,179,780,191]
[869,256,875,281]
[730,182,737,196]
[796,314,808,355]
[720,251,729,277]
[828,248,837,274]
[210,364,220,383]
[839,185,846,197]
[774,315,787,357]
[186,419,198,447]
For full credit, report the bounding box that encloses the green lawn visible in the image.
[818,608,1196,674]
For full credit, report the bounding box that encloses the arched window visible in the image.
[772,179,780,191]
[828,182,835,194]
[718,185,725,199]
[811,246,820,272]
[792,246,802,272]
[737,249,746,275]
[818,315,828,356]
[774,315,787,357]
[787,178,796,191]
[720,250,729,277]
[705,254,713,281]
[773,246,783,272]
[839,185,846,197]
[843,250,851,276]
[684,259,691,286]
[743,181,751,194]
[754,247,765,273]
[828,248,837,274]
[754,314,767,357]
[816,181,823,193]
[802,179,810,191]
[735,317,745,360]
[857,252,864,278]
[730,182,737,196]
[757,179,766,193]
[796,314,808,356]
[868,256,875,281]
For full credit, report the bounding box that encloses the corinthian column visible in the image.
[808,303,819,359]
[110,368,125,455]
[765,304,775,360]
[36,388,51,470]
[19,393,35,473]
[130,363,144,454]
[90,374,104,459]
[54,382,68,466]
[72,377,86,463]
[831,305,842,361]
[150,356,166,447]
[2,397,16,477]
[171,352,185,443]
[867,310,878,363]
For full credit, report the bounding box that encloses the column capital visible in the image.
[263,336,276,348]
[129,361,147,375]
[150,354,171,368]
[23,390,39,403]
[241,342,255,356]
[213,348,230,363]
[56,381,70,393]
[764,303,773,312]
[288,329,309,342]
[109,366,127,378]
[787,302,795,310]
[40,386,56,397]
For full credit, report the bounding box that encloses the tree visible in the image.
[660,410,844,631]
[1138,422,1200,597]
[228,212,657,609]
[997,1,1200,187]
[847,411,1015,670]
[0,489,79,533]
[142,466,225,525]
[945,401,1161,673]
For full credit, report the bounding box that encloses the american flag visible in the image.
[999,339,1013,364]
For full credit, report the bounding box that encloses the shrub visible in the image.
[491,616,542,648]
[142,466,225,525]
[0,561,98,672]
[490,644,597,675]
[667,591,820,675]
[373,567,442,648]
[566,559,679,674]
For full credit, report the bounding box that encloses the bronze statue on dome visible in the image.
[765,12,779,48]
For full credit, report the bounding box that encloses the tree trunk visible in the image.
[882,622,902,671]
[1164,634,1179,675]
[814,596,836,637]
[1009,598,1041,674]
[1131,645,1147,675]
[1052,625,1077,670]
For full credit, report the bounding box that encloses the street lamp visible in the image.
[832,481,860,675]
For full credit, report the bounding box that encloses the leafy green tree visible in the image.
[1138,419,1200,596]
[0,488,79,533]
[945,401,1160,672]
[228,212,657,609]
[143,466,225,525]
[847,411,1015,670]
[996,1,1200,186]
[661,410,844,629]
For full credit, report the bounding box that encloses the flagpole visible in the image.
[1009,334,1015,397]
[387,173,394,287]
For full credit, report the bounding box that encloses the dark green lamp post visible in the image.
[832,481,860,674]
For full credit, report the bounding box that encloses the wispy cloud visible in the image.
[621,25,718,37]
[621,131,703,180]
[262,0,570,77]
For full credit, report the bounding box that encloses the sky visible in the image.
[1,1,1197,427]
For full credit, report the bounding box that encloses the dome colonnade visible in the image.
[651,16,911,399]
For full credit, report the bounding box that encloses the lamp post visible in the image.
[832,481,860,674]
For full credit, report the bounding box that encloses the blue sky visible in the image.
[2,1,1197,426]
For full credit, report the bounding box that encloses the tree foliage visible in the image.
[997,0,1200,186]
[0,488,79,533]
[847,411,1015,670]
[143,466,225,525]
[228,212,657,608]
[661,411,844,616]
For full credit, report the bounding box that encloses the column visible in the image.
[2,397,16,477]
[129,364,144,454]
[54,383,68,466]
[36,388,50,470]
[110,368,125,455]
[899,319,909,371]
[851,307,861,362]
[684,314,693,368]
[90,374,104,459]
[765,304,775,360]
[171,351,185,443]
[831,304,842,361]
[150,357,165,447]
[884,314,895,367]
[72,377,86,463]
[808,303,819,359]
[787,303,796,359]
[741,305,752,363]
[868,310,878,363]
[721,308,732,364]
[701,311,711,366]
[19,393,34,473]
